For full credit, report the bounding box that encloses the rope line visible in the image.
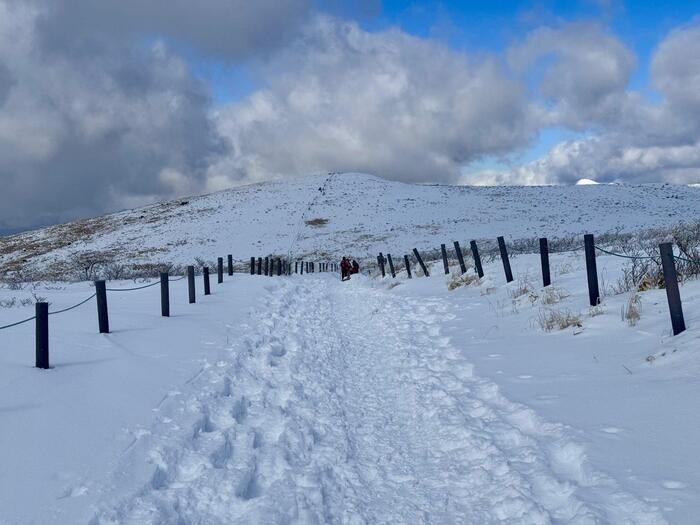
[169,275,186,282]
[48,293,96,315]
[673,254,700,265]
[594,245,658,260]
[0,315,36,331]
[106,280,160,292]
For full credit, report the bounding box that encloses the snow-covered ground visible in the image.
[2,173,700,277]
[1,249,699,523]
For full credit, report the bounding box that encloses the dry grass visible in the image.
[304,218,329,227]
[540,286,570,305]
[447,272,480,291]
[621,293,642,326]
[536,308,582,332]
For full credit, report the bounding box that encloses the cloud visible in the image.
[207,16,537,188]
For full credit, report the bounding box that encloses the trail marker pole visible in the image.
[35,302,49,369]
[95,280,110,333]
[454,241,467,274]
[470,240,484,278]
[187,265,196,303]
[441,244,449,274]
[659,242,686,335]
[160,272,170,317]
[497,236,513,283]
[413,248,429,277]
[539,237,551,287]
[584,234,600,306]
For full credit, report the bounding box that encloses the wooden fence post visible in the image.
[250,257,255,275]
[301,261,304,274]
[454,241,467,274]
[659,242,686,335]
[217,257,224,283]
[188,265,196,303]
[228,254,234,276]
[378,253,386,278]
[277,258,282,276]
[470,240,484,278]
[160,272,170,317]
[295,261,298,274]
[35,302,49,369]
[95,280,109,333]
[539,237,551,287]
[203,267,211,295]
[264,257,269,276]
[387,254,396,278]
[257,257,262,275]
[584,234,600,306]
[497,236,514,283]
[404,255,412,279]
[441,244,450,274]
[413,248,430,277]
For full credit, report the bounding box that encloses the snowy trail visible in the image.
[95,276,665,524]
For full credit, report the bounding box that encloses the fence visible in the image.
[1,253,339,369]
[373,234,694,339]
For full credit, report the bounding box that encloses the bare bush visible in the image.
[540,287,570,305]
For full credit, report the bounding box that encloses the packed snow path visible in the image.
[97,276,664,524]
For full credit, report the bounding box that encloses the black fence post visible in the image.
[659,242,686,335]
[250,257,255,275]
[454,241,467,274]
[301,261,304,275]
[264,257,269,276]
[268,258,274,277]
[470,240,484,278]
[228,254,234,276]
[584,234,600,306]
[387,254,396,278]
[160,272,170,317]
[203,267,211,295]
[539,237,551,287]
[257,257,262,275]
[404,255,412,279]
[295,261,298,274]
[187,265,196,304]
[35,302,49,369]
[95,280,109,333]
[441,244,449,275]
[277,258,282,276]
[497,236,514,283]
[378,253,386,278]
[413,248,430,277]
[217,257,224,284]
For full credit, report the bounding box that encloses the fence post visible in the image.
[454,241,467,274]
[95,280,109,333]
[250,257,255,275]
[497,236,514,283]
[187,265,196,303]
[404,255,412,279]
[277,258,282,276]
[35,302,49,369]
[160,272,170,317]
[413,248,430,277]
[257,257,262,275]
[295,261,298,274]
[441,244,449,275]
[268,258,274,277]
[264,257,269,276]
[228,255,233,276]
[470,240,484,278]
[378,253,386,277]
[659,242,686,335]
[203,267,211,295]
[301,261,304,275]
[387,254,396,278]
[539,237,551,287]
[217,257,224,283]
[583,234,600,306]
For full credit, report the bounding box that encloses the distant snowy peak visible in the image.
[575,178,600,185]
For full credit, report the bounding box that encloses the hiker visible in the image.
[351,260,359,274]
[340,257,351,281]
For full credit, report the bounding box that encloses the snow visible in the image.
[575,178,600,185]
[2,248,700,523]
[3,173,700,276]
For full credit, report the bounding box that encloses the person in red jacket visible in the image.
[340,257,351,281]
[350,260,359,274]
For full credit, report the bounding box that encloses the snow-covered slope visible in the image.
[1,172,698,278]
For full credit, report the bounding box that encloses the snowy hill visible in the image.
[1,172,698,278]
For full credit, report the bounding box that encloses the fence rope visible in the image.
[48,293,97,315]
[0,315,36,331]
[106,280,161,292]
[594,245,658,260]
[673,254,700,265]
[169,275,186,282]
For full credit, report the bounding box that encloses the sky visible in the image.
[1,0,700,232]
